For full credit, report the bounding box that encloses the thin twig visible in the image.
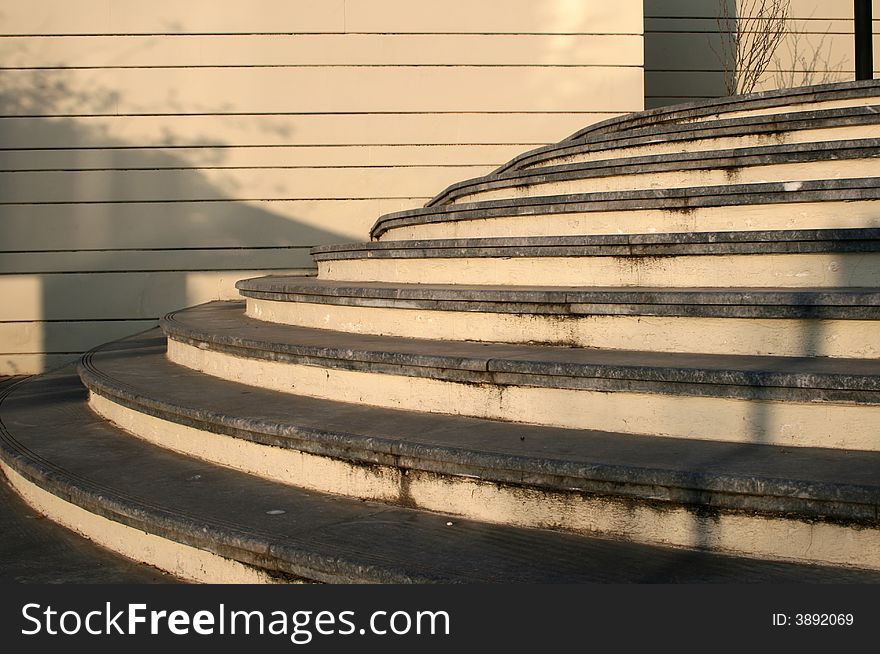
[712,0,790,95]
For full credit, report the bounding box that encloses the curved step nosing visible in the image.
[574,103,880,145]
[576,93,880,143]
[562,81,880,142]
[159,315,880,403]
[372,179,880,238]
[314,243,880,261]
[77,352,880,523]
[427,140,880,207]
[313,234,880,262]
[236,286,880,320]
[317,227,880,256]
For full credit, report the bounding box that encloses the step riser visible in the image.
[318,252,880,288]
[375,200,880,241]
[245,298,880,359]
[89,392,406,505]
[88,392,880,571]
[0,462,281,584]
[518,125,880,171]
[448,159,878,206]
[167,339,880,451]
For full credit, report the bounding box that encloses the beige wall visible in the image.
[645,0,879,107]
[0,0,644,374]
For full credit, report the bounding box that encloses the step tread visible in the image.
[581,105,880,146]
[4,366,880,582]
[315,227,880,262]
[238,276,880,319]
[371,178,880,239]
[162,302,880,402]
[238,275,880,309]
[80,332,880,522]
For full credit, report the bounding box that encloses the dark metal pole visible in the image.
[855,0,873,80]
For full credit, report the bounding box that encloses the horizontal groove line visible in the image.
[0,32,646,37]
[644,96,738,100]
[645,16,874,21]
[648,69,869,74]
[0,144,542,151]
[0,165,498,173]
[0,351,84,355]
[0,198,430,205]
[0,267,314,276]
[0,319,158,324]
[645,29,876,35]
[0,111,624,118]
[0,64,643,70]
[0,246,312,254]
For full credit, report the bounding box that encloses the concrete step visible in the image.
[429,140,880,207]
[0,376,175,583]
[315,228,880,289]
[8,367,877,581]
[161,301,880,450]
[495,106,880,174]
[372,178,880,241]
[77,333,880,570]
[235,276,880,358]
[564,80,880,143]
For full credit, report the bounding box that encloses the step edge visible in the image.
[372,178,880,239]
[78,349,880,525]
[160,307,880,403]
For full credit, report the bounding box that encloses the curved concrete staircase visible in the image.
[3,81,880,583]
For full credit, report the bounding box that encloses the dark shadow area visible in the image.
[0,468,176,582]
[0,375,174,582]
[0,69,350,372]
[644,0,733,108]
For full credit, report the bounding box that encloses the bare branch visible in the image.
[713,0,790,95]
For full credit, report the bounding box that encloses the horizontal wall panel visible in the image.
[0,1,345,35]
[645,97,714,108]
[0,248,314,274]
[1,0,643,35]
[0,270,312,321]
[646,71,745,98]
[0,199,422,249]
[342,1,643,35]
[645,0,870,20]
[0,145,529,171]
[0,67,644,115]
[0,3,644,373]
[645,69,861,98]
[0,34,643,68]
[0,113,611,148]
[646,18,879,34]
[646,32,879,72]
[0,166,490,203]
[0,319,157,354]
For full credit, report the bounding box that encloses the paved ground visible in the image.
[0,376,176,583]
